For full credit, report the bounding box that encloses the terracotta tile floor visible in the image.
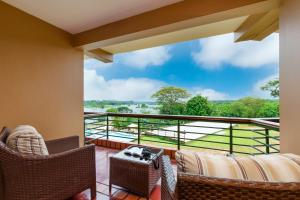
[72,146,176,200]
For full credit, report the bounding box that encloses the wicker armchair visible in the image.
[161,155,300,200]
[0,133,96,200]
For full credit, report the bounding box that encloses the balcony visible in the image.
[3,0,300,199]
[79,112,280,199]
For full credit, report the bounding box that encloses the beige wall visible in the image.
[280,0,300,154]
[0,2,84,144]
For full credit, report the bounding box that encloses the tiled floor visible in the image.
[72,146,176,200]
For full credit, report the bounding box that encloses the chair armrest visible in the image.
[161,155,177,200]
[2,144,96,200]
[45,135,80,154]
[177,173,300,200]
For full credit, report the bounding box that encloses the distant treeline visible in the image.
[84,100,157,108]
[84,99,279,118]
[210,98,279,118]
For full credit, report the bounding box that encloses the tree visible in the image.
[257,101,279,117]
[106,107,133,130]
[230,97,265,118]
[152,87,190,105]
[160,102,186,115]
[116,106,133,113]
[106,107,118,113]
[141,103,148,108]
[209,99,279,118]
[106,106,133,113]
[151,87,190,115]
[261,78,279,98]
[210,102,235,117]
[186,95,211,116]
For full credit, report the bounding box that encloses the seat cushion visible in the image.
[176,150,300,182]
[6,125,49,156]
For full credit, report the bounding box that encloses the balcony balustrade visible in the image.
[84,112,280,155]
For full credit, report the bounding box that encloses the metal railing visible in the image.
[84,112,280,155]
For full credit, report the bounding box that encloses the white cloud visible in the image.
[119,46,171,69]
[84,69,165,101]
[84,58,113,70]
[84,46,171,70]
[251,74,279,99]
[192,33,279,69]
[84,69,230,101]
[192,88,229,100]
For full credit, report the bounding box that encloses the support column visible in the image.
[279,0,300,154]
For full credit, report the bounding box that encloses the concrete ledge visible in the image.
[88,138,177,159]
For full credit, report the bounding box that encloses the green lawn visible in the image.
[138,124,280,155]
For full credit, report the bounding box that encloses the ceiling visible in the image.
[3,0,279,62]
[102,16,248,54]
[3,0,182,34]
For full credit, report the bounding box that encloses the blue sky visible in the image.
[84,33,279,101]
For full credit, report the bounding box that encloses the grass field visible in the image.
[138,124,280,155]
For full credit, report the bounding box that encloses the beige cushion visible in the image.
[176,150,300,182]
[6,125,49,156]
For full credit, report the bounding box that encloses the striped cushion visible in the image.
[176,150,300,182]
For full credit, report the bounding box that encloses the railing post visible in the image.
[177,120,181,150]
[138,118,141,145]
[229,123,233,154]
[106,115,109,140]
[265,129,270,154]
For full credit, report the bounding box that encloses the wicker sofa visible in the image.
[0,128,96,200]
[161,155,300,200]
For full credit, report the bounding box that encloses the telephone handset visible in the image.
[141,148,152,160]
[141,147,160,170]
